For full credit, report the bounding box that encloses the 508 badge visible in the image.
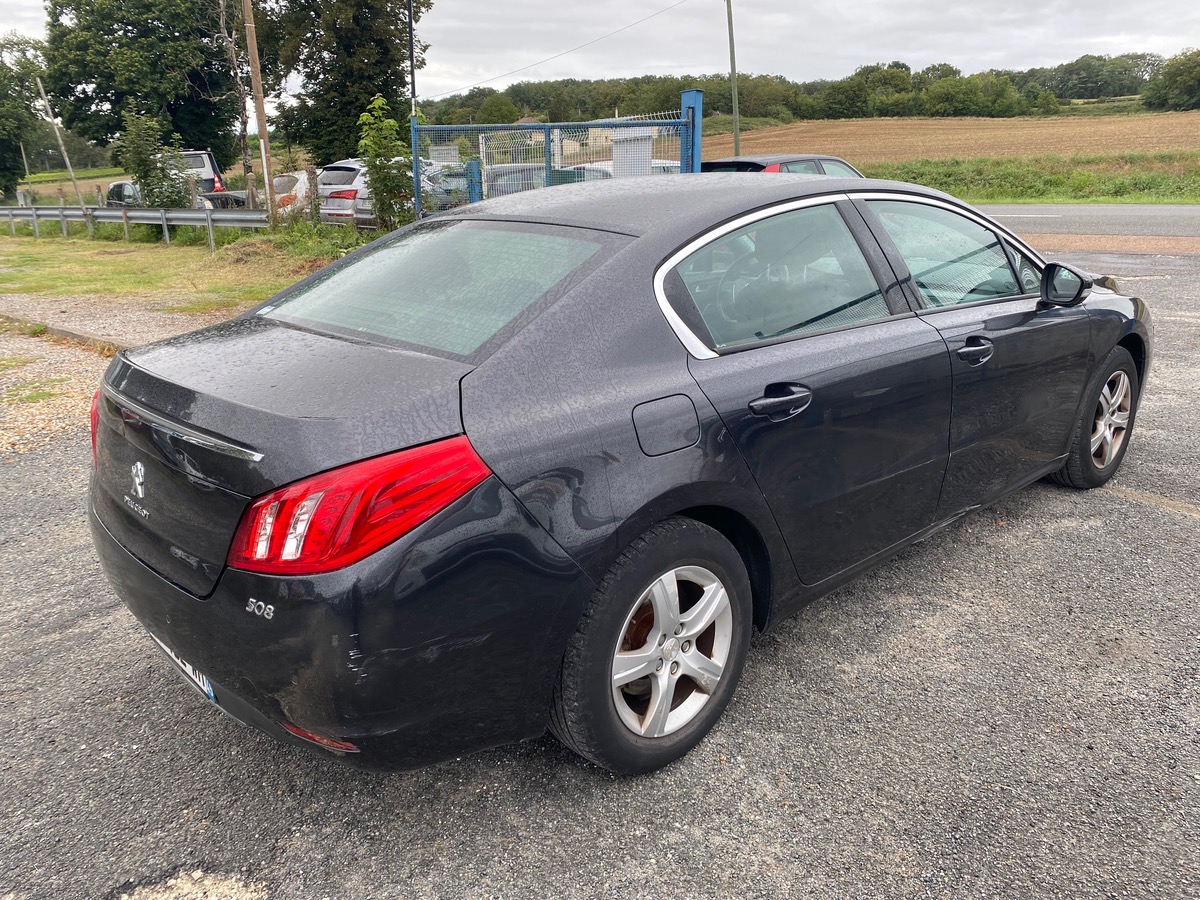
[245,599,275,620]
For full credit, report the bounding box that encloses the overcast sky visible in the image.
[6,0,1199,101]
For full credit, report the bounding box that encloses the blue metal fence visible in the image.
[410,90,703,218]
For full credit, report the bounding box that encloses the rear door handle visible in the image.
[956,338,994,366]
[748,383,812,419]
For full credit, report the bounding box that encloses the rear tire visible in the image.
[1051,345,1140,489]
[549,517,752,774]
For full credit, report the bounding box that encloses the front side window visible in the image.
[670,203,889,349]
[781,160,820,174]
[867,200,1020,308]
[1005,241,1042,295]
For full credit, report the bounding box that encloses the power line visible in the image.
[425,0,696,100]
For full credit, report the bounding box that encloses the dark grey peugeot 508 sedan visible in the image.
[89,176,1152,774]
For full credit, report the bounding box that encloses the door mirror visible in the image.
[1040,262,1092,306]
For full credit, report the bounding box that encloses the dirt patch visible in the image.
[117,871,267,900]
[704,110,1200,164]
[1023,233,1200,255]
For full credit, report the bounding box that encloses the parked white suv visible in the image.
[181,149,226,193]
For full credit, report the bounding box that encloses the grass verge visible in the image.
[0,234,325,308]
[861,151,1200,203]
[26,167,125,184]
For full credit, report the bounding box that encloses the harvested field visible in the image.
[704,110,1200,165]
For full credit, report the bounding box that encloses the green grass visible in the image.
[862,151,1200,203]
[0,236,310,308]
[0,356,37,372]
[26,167,125,184]
[4,376,68,403]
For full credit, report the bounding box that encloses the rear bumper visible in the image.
[90,475,594,769]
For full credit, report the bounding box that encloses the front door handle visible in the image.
[748,383,812,419]
[956,338,994,366]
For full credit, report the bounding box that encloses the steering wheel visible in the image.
[713,252,789,324]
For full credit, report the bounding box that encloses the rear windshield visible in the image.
[319,167,359,186]
[260,220,616,360]
[183,154,208,170]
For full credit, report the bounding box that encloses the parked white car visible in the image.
[568,159,682,180]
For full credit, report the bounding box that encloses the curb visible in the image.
[0,313,127,354]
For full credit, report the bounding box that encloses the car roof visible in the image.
[438,173,951,242]
[704,154,847,166]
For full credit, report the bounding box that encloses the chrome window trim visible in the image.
[847,191,1049,267]
[652,193,853,360]
[101,383,265,462]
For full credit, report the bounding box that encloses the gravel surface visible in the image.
[0,293,238,350]
[0,241,1197,899]
[0,328,108,454]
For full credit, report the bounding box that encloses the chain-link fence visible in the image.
[410,90,703,217]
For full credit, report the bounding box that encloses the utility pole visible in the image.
[240,0,275,211]
[35,77,87,213]
[724,0,741,155]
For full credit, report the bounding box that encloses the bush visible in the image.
[111,111,190,209]
[357,95,414,233]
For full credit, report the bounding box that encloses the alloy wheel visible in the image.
[1091,370,1131,469]
[611,565,733,738]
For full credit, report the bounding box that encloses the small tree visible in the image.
[113,111,190,208]
[357,94,413,232]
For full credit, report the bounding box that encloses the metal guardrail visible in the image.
[1,205,270,250]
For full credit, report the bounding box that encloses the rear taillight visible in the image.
[212,172,225,191]
[329,189,358,200]
[227,436,491,575]
[90,390,100,469]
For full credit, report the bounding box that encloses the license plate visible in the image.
[149,632,216,702]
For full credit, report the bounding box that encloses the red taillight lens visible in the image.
[90,390,100,469]
[329,189,358,200]
[227,436,491,575]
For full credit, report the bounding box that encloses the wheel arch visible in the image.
[603,482,795,634]
[1116,332,1147,393]
[675,505,776,632]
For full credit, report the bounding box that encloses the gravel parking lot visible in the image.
[1,248,1197,899]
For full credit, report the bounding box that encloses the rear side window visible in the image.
[261,221,610,359]
[319,167,359,186]
[669,203,888,349]
[820,160,861,177]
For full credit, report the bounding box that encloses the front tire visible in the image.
[1052,345,1140,489]
[549,517,753,774]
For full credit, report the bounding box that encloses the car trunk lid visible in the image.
[92,316,471,596]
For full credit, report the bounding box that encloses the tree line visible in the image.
[3,3,1200,201]
[424,52,1185,125]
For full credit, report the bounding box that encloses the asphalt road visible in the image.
[1,249,1198,899]
[980,204,1200,238]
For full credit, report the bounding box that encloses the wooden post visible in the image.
[240,0,276,212]
[35,77,87,213]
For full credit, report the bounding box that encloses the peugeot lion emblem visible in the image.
[131,461,146,499]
